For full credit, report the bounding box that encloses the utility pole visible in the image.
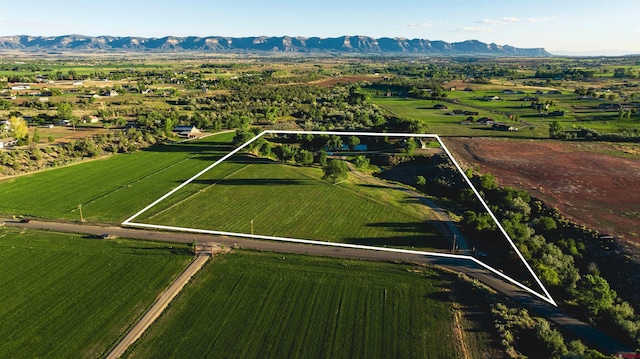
[452,234,457,253]
[78,204,85,223]
[250,219,254,235]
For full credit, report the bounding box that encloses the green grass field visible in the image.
[0,227,192,358]
[123,250,464,359]
[370,86,637,138]
[0,132,234,223]
[137,154,446,250]
[370,95,550,138]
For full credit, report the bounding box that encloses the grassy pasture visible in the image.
[371,95,549,138]
[138,155,446,250]
[0,227,192,358]
[370,87,636,138]
[0,132,234,223]
[124,250,464,359]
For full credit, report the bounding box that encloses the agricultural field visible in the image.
[0,227,192,358]
[445,137,640,241]
[370,94,550,138]
[136,153,447,251]
[0,132,234,223]
[370,90,636,139]
[124,250,498,359]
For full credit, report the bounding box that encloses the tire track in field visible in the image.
[144,164,253,220]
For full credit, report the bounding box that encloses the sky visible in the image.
[1,0,639,56]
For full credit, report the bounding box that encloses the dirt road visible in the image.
[2,219,632,354]
[104,254,210,359]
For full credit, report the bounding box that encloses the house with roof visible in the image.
[477,117,495,125]
[173,125,201,138]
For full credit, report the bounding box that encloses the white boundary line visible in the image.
[122,130,557,306]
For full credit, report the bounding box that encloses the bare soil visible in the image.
[444,137,640,244]
[29,125,110,144]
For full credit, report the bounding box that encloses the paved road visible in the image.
[2,219,633,354]
[104,254,210,359]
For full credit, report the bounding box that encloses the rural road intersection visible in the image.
[2,218,632,354]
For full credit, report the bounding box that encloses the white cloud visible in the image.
[479,17,520,25]
[461,26,493,33]
[524,16,556,23]
[407,22,432,29]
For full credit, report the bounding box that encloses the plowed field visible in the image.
[445,137,640,243]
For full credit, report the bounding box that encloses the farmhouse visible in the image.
[81,115,100,124]
[0,139,17,148]
[477,117,495,125]
[173,125,201,138]
[102,90,119,97]
[492,123,517,131]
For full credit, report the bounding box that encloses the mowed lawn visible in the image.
[0,132,234,223]
[0,228,192,358]
[124,251,461,359]
[139,155,447,250]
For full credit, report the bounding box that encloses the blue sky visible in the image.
[1,0,639,55]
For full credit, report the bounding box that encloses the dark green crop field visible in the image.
[0,132,234,223]
[0,228,192,358]
[138,154,446,251]
[124,251,463,359]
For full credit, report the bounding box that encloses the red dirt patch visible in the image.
[445,137,640,243]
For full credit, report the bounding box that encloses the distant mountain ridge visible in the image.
[0,35,551,56]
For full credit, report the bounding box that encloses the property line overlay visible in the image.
[122,130,557,306]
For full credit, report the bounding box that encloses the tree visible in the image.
[233,129,253,147]
[9,116,28,139]
[480,173,498,190]
[32,129,41,144]
[549,120,563,139]
[534,319,568,357]
[294,149,314,166]
[316,149,328,166]
[353,155,369,168]
[576,274,616,316]
[403,137,417,155]
[274,144,296,162]
[57,102,78,131]
[347,135,360,151]
[327,135,343,151]
[322,159,348,183]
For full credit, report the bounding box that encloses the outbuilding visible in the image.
[173,125,201,138]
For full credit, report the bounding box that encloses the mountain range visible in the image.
[0,35,551,56]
